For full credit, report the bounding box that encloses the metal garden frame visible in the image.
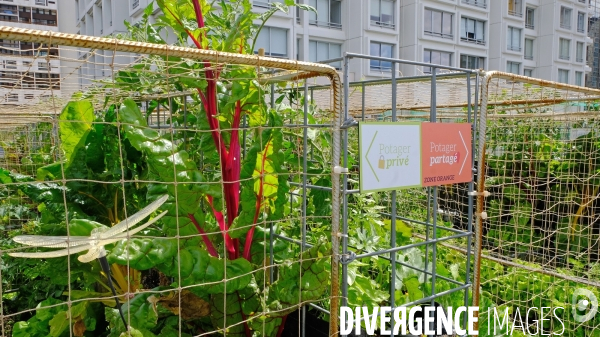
[0,25,487,337]
[118,53,481,336]
[329,53,479,336]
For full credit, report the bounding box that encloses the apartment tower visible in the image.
[0,0,60,104]
[60,0,592,86]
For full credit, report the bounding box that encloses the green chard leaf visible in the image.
[59,100,95,164]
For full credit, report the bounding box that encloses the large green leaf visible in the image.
[106,292,158,336]
[108,238,179,270]
[12,298,68,337]
[59,100,94,164]
[119,99,217,216]
[157,246,253,295]
[231,112,287,239]
[207,241,331,337]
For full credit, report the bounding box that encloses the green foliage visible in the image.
[2,2,332,336]
[13,2,600,337]
[57,100,94,166]
[477,258,600,336]
[485,119,600,267]
[12,299,98,337]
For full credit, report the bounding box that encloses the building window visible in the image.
[508,0,522,17]
[369,41,393,71]
[560,7,572,30]
[576,42,584,62]
[507,61,520,74]
[559,38,570,60]
[524,68,533,77]
[38,61,49,71]
[424,9,453,39]
[461,17,485,45]
[5,93,18,102]
[308,0,342,29]
[254,27,288,58]
[0,4,17,23]
[309,40,342,69]
[575,71,583,86]
[507,27,522,51]
[18,6,32,24]
[525,7,535,29]
[461,0,486,9]
[460,54,484,69]
[524,38,533,60]
[577,12,585,33]
[423,49,452,73]
[0,39,19,55]
[371,0,395,29]
[558,69,569,83]
[3,60,16,69]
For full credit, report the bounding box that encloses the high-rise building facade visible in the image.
[0,0,60,104]
[586,0,600,87]
[59,0,592,86]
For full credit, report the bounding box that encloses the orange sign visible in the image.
[421,122,472,187]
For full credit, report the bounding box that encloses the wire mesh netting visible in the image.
[1,12,600,337]
[338,64,477,334]
[476,74,600,336]
[0,25,342,337]
[311,67,600,336]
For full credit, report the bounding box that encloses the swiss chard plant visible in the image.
[3,1,332,336]
[110,0,330,335]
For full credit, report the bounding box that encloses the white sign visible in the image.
[359,122,422,192]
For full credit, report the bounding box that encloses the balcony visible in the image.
[524,55,533,60]
[35,0,46,5]
[577,57,584,62]
[371,20,395,29]
[462,0,486,9]
[559,55,570,61]
[0,15,17,23]
[425,30,454,40]
[254,1,276,8]
[461,34,485,45]
[560,22,570,29]
[525,23,534,29]
[309,19,341,30]
[508,10,523,17]
[507,45,522,52]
